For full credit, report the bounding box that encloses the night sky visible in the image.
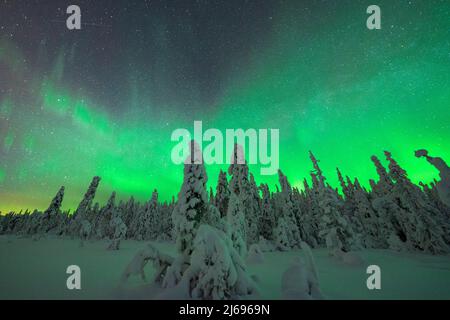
[0,0,449,212]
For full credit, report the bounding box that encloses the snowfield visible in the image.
[1,235,449,300]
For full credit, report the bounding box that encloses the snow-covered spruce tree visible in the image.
[370,155,393,197]
[416,149,450,209]
[133,201,149,241]
[337,168,352,199]
[79,219,92,247]
[154,141,257,299]
[228,144,259,245]
[226,192,247,257]
[94,191,116,239]
[121,196,138,238]
[39,186,65,234]
[215,169,230,218]
[27,210,43,236]
[162,225,257,299]
[298,179,320,248]
[107,204,127,250]
[259,183,275,241]
[274,217,290,251]
[159,200,174,241]
[126,198,143,239]
[350,178,384,248]
[135,190,160,241]
[247,173,262,238]
[149,190,162,239]
[70,176,101,237]
[172,140,212,258]
[369,155,401,247]
[336,169,368,248]
[277,169,302,248]
[309,152,354,251]
[292,187,312,244]
[384,151,448,254]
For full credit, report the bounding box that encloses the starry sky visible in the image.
[0,0,449,213]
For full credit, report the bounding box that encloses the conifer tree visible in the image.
[215,169,230,218]
[227,144,259,244]
[259,183,275,240]
[309,152,354,251]
[70,176,101,236]
[40,186,65,233]
[384,151,448,254]
[172,141,210,258]
[226,192,247,257]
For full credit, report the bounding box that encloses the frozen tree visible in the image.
[70,176,101,236]
[39,186,65,234]
[158,201,174,241]
[384,151,448,254]
[259,183,275,241]
[226,192,247,257]
[162,225,257,300]
[135,190,160,240]
[277,169,302,247]
[416,149,450,207]
[274,217,290,251]
[215,170,230,218]
[107,206,127,250]
[144,189,161,239]
[79,219,92,247]
[228,144,248,195]
[297,179,320,248]
[121,196,138,237]
[309,152,354,251]
[370,156,393,196]
[245,173,262,243]
[337,168,351,199]
[337,169,378,248]
[352,179,384,248]
[228,144,259,244]
[94,191,116,239]
[172,141,210,258]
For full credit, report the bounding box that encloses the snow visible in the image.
[1,235,449,300]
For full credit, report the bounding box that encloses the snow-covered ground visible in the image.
[1,235,449,300]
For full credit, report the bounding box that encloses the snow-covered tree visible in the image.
[416,149,450,208]
[384,151,448,254]
[159,200,174,241]
[309,152,354,251]
[161,225,257,299]
[172,141,211,258]
[370,155,393,196]
[70,176,101,236]
[39,186,65,234]
[259,183,275,241]
[226,192,247,257]
[107,207,127,250]
[277,169,302,247]
[228,144,259,244]
[215,169,230,218]
[274,217,290,251]
[351,179,384,248]
[94,191,116,239]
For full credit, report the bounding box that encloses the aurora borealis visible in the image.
[0,0,449,213]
